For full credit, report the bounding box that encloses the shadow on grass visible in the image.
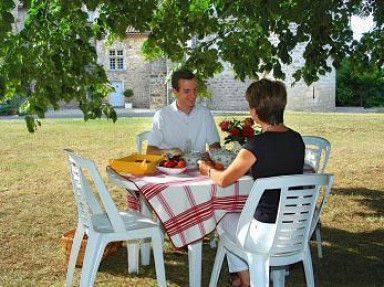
[92,227,383,287]
[92,186,384,286]
[309,226,384,287]
[333,187,384,217]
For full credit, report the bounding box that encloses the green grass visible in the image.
[0,112,383,286]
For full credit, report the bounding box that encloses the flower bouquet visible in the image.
[219,117,261,148]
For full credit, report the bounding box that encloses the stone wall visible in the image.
[96,34,151,108]
[205,63,252,111]
[283,43,336,112]
[148,59,168,109]
[205,44,336,112]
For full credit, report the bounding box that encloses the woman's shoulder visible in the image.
[250,128,302,143]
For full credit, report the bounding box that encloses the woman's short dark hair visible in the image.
[171,70,196,91]
[245,78,287,125]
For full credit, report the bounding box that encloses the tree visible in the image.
[1,0,384,132]
[336,57,384,107]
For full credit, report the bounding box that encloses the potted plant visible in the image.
[124,89,134,109]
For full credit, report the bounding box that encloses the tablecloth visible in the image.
[119,169,254,248]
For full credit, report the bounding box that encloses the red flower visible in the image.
[230,128,240,136]
[219,120,230,131]
[219,117,260,146]
[242,125,254,138]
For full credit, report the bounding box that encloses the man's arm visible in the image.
[147,145,184,156]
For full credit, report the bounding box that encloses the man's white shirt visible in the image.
[148,101,220,152]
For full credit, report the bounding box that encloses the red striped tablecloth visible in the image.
[120,169,254,248]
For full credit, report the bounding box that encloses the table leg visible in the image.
[188,241,202,287]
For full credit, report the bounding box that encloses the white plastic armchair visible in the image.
[64,149,166,287]
[302,136,331,173]
[302,136,331,258]
[209,173,334,287]
[136,131,151,154]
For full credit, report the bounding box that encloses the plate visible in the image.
[156,165,186,175]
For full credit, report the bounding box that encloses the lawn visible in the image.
[0,112,383,287]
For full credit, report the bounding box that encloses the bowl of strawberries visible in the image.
[157,155,186,175]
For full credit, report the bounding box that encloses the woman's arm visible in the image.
[198,149,256,187]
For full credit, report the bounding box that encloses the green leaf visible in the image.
[102,105,117,123]
[24,115,36,133]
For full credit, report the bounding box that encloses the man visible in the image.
[147,70,221,155]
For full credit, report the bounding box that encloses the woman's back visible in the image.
[243,129,305,223]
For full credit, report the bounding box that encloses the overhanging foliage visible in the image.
[0,0,383,132]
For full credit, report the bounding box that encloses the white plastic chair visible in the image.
[302,136,331,173]
[136,131,151,154]
[209,174,334,287]
[302,136,331,258]
[64,149,166,287]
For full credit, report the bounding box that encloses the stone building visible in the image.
[97,33,336,112]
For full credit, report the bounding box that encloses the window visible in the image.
[109,49,124,70]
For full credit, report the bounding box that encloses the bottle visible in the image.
[185,139,192,154]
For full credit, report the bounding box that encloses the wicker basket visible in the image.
[61,230,122,267]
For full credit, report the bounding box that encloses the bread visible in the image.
[166,147,184,157]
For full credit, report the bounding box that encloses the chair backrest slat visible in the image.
[65,149,126,233]
[236,174,333,258]
[272,184,320,256]
[67,155,100,230]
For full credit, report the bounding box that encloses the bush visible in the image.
[0,96,24,116]
[124,89,134,99]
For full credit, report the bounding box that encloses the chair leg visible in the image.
[140,199,153,266]
[151,230,167,287]
[127,241,140,274]
[209,232,217,249]
[315,226,323,258]
[140,238,151,266]
[271,266,286,287]
[209,242,226,287]
[65,227,84,287]
[248,255,269,287]
[302,247,315,287]
[80,233,105,287]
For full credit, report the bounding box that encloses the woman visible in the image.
[198,78,305,287]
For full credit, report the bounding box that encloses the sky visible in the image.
[351,15,375,40]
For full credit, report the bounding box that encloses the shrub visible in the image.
[0,96,24,116]
[124,89,134,99]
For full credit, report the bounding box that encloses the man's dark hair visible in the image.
[171,70,196,91]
